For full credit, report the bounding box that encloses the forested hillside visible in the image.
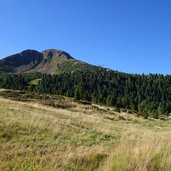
[0,68,170,119]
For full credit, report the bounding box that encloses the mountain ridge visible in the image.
[0,49,96,74]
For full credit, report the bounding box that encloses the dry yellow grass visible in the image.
[0,90,171,171]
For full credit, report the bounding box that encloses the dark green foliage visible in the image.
[0,74,27,90]
[37,69,171,118]
[0,68,170,119]
[74,88,80,100]
[0,72,42,91]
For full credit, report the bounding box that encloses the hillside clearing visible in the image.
[0,90,171,171]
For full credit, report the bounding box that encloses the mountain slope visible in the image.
[0,89,171,171]
[0,49,96,74]
[0,50,43,72]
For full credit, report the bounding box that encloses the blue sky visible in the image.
[0,0,171,74]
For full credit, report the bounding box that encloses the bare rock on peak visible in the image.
[42,49,74,60]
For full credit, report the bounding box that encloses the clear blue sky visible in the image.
[0,0,171,74]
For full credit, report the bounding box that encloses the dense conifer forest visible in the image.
[0,68,170,118]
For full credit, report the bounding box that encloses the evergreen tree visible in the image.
[74,88,80,100]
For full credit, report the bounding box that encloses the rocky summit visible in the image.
[0,49,95,74]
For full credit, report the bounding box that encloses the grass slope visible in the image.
[0,89,171,171]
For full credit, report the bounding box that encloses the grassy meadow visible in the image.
[0,89,171,171]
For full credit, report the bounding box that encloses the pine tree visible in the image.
[74,88,80,100]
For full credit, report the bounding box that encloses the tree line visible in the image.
[0,68,170,118]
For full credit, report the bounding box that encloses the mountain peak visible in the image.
[0,48,93,74]
[42,49,74,60]
[19,49,42,56]
[0,49,43,72]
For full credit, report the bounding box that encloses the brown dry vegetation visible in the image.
[0,89,171,171]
